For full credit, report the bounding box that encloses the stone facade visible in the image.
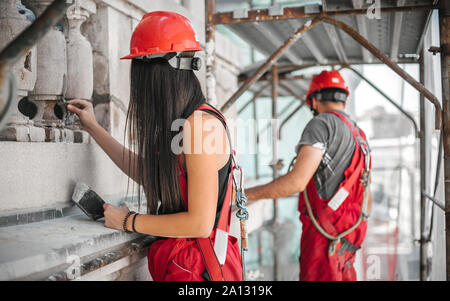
[0,0,243,281]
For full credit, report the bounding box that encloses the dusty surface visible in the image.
[0,212,143,280]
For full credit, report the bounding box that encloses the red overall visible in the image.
[298,111,371,281]
[147,105,243,281]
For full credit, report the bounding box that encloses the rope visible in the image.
[232,162,249,281]
[235,189,249,280]
[303,173,370,256]
[235,190,249,221]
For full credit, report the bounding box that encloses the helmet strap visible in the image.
[167,55,202,71]
[310,105,319,117]
[308,98,319,116]
[313,90,347,102]
[140,52,202,71]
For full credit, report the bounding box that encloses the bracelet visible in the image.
[132,213,140,233]
[123,211,135,233]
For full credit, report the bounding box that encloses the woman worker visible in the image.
[67,11,243,281]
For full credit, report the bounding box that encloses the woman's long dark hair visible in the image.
[125,57,205,215]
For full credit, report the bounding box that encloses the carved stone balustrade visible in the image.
[22,0,68,141]
[0,0,43,141]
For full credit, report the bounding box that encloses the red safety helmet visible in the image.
[305,70,350,105]
[120,11,202,70]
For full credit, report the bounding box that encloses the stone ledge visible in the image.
[0,212,155,280]
[0,177,274,281]
[0,125,91,143]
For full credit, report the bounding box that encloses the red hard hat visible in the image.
[305,70,349,105]
[120,11,202,60]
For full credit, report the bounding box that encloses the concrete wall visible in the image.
[0,0,243,281]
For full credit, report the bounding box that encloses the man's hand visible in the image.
[245,145,323,202]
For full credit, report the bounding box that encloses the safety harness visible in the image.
[301,111,371,256]
[177,105,249,281]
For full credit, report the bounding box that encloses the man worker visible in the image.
[245,70,372,281]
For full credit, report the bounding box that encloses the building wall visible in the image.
[0,0,243,281]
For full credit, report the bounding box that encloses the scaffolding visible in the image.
[205,0,449,280]
[0,0,448,281]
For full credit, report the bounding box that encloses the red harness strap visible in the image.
[314,111,366,236]
[301,111,371,253]
[177,104,239,281]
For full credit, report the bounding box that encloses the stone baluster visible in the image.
[0,0,43,142]
[63,0,95,143]
[65,1,95,103]
[22,0,68,142]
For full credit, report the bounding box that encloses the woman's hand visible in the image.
[66,99,99,133]
[103,203,131,231]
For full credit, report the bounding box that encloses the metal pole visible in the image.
[438,1,450,281]
[273,61,417,74]
[0,1,71,69]
[256,98,300,143]
[343,66,419,137]
[322,16,442,130]
[237,83,270,114]
[253,93,259,180]
[278,103,306,139]
[205,0,217,106]
[240,74,312,83]
[271,65,279,281]
[278,81,305,102]
[220,17,321,112]
[419,50,429,281]
[271,65,279,222]
[0,0,71,131]
[423,192,446,212]
[212,4,436,25]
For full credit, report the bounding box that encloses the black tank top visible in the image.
[181,105,232,227]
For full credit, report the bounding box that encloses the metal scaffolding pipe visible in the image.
[321,16,442,130]
[237,83,270,114]
[343,66,419,137]
[220,17,321,113]
[271,65,279,281]
[256,98,301,144]
[0,0,71,131]
[423,192,445,212]
[271,65,279,223]
[252,95,259,180]
[212,4,436,25]
[239,74,312,83]
[419,51,429,281]
[205,0,217,106]
[278,81,305,102]
[278,103,306,139]
[438,2,450,281]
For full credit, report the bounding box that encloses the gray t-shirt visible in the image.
[296,110,357,199]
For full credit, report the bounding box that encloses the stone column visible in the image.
[0,0,43,141]
[23,0,68,142]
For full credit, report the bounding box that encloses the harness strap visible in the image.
[178,104,236,281]
[196,237,225,281]
[326,111,365,212]
[303,111,371,256]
